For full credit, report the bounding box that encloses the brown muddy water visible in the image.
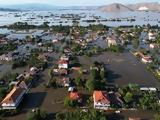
[79,51,160,88]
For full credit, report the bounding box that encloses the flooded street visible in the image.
[3,52,67,120]
[79,51,160,88]
[0,63,29,77]
[5,67,50,120]
[107,110,156,120]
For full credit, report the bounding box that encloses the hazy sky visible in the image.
[0,0,159,6]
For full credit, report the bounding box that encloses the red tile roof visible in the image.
[93,91,110,104]
[58,60,68,64]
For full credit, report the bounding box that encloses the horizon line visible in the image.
[0,1,159,7]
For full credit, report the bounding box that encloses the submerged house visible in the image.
[141,56,152,64]
[58,60,68,69]
[106,36,117,47]
[93,91,110,110]
[69,92,82,103]
[1,81,28,110]
[148,31,156,41]
[58,77,70,87]
[0,53,13,61]
[149,43,158,49]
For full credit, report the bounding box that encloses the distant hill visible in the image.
[0,7,19,12]
[3,3,60,11]
[98,3,133,12]
[2,3,97,11]
[98,2,160,12]
[2,2,160,12]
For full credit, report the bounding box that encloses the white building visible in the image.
[141,56,152,64]
[0,54,13,61]
[138,6,149,11]
[148,32,156,41]
[107,36,117,47]
[52,39,58,43]
[149,43,158,49]
[58,60,68,69]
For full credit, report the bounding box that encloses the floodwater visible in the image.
[0,63,29,77]
[6,29,44,39]
[79,51,160,88]
[107,110,156,120]
[0,10,159,27]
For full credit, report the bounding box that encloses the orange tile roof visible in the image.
[69,92,81,100]
[93,91,110,104]
[1,80,27,105]
[1,87,25,104]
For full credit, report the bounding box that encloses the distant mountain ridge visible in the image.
[99,3,133,12]
[2,3,60,11]
[1,3,97,11]
[98,2,160,12]
[0,2,160,12]
[0,7,19,11]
